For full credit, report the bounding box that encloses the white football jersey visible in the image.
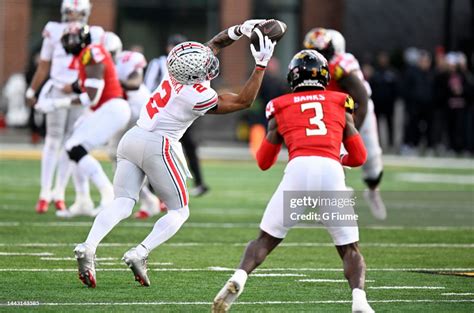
[332,52,372,97]
[115,50,147,82]
[40,21,104,85]
[137,73,218,141]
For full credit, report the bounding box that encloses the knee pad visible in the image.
[67,145,88,163]
[364,171,383,189]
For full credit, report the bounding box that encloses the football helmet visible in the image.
[287,50,330,90]
[327,29,346,54]
[303,27,335,61]
[61,22,91,56]
[61,0,91,23]
[167,41,219,85]
[102,32,123,59]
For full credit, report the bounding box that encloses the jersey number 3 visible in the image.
[301,102,327,136]
[146,80,172,118]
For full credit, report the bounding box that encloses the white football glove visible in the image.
[239,19,266,38]
[34,99,56,113]
[250,29,276,67]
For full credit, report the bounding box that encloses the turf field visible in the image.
[0,156,473,312]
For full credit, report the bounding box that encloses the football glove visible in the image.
[239,19,266,38]
[250,30,276,67]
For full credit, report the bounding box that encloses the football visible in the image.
[250,19,287,50]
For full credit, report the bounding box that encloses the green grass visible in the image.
[0,158,473,312]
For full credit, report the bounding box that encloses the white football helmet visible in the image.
[167,41,219,85]
[327,29,346,54]
[61,0,91,23]
[102,32,123,59]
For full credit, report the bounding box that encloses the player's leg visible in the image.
[181,129,209,196]
[52,105,87,210]
[213,164,294,312]
[74,130,145,287]
[123,134,190,286]
[135,177,162,219]
[360,100,386,220]
[320,157,374,313]
[36,84,68,213]
[65,99,131,213]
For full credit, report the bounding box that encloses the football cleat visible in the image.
[74,243,96,288]
[35,199,49,214]
[56,197,96,218]
[122,248,150,287]
[212,280,243,313]
[54,200,67,211]
[364,188,387,220]
[190,184,210,197]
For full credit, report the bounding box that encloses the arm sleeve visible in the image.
[256,137,282,170]
[340,134,367,167]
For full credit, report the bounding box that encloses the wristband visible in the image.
[255,65,266,71]
[26,87,35,99]
[227,25,243,41]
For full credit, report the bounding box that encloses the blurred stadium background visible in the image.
[0,0,473,312]
[0,0,473,151]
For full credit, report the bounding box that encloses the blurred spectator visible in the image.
[25,49,45,143]
[248,58,288,158]
[436,52,474,154]
[369,51,399,147]
[401,49,435,154]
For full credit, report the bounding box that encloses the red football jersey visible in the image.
[327,52,372,96]
[266,90,354,162]
[77,44,124,111]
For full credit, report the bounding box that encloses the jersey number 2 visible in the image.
[301,102,327,136]
[146,80,172,118]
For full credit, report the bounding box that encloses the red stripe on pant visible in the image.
[164,138,188,207]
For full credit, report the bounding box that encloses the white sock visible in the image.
[52,149,72,201]
[39,136,61,200]
[72,164,91,201]
[78,155,113,194]
[140,206,190,251]
[85,197,135,250]
[230,269,248,288]
[135,244,149,258]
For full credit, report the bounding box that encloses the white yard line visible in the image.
[252,273,307,277]
[0,252,53,256]
[0,242,472,248]
[298,279,375,283]
[1,299,474,307]
[442,293,474,296]
[0,267,472,272]
[369,286,445,290]
[395,173,474,185]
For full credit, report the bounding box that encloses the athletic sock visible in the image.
[85,197,135,250]
[230,269,248,288]
[39,136,61,200]
[135,244,149,258]
[140,206,189,251]
[52,149,72,201]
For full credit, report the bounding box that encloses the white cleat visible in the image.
[56,197,96,218]
[74,243,96,288]
[352,301,375,313]
[212,280,243,313]
[364,188,387,220]
[122,248,150,287]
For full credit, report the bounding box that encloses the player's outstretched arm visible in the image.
[256,117,283,170]
[341,112,367,167]
[339,73,368,129]
[208,33,275,114]
[206,19,265,55]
